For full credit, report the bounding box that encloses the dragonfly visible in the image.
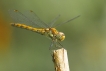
[9,10,80,48]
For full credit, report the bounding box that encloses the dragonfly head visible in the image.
[57,32,65,41]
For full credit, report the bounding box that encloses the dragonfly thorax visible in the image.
[47,28,65,41]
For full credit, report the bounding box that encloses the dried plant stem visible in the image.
[52,48,70,71]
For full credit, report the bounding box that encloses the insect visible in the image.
[10,10,80,48]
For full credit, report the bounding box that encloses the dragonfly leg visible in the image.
[54,41,63,48]
[57,41,63,48]
[49,40,64,49]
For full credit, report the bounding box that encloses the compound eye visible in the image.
[58,32,65,36]
[58,32,65,41]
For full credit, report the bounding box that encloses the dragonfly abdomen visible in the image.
[11,23,46,34]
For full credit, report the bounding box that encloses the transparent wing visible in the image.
[9,10,46,28]
[49,15,60,27]
[54,15,80,27]
[24,10,49,28]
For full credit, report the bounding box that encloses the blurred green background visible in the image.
[0,0,106,71]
